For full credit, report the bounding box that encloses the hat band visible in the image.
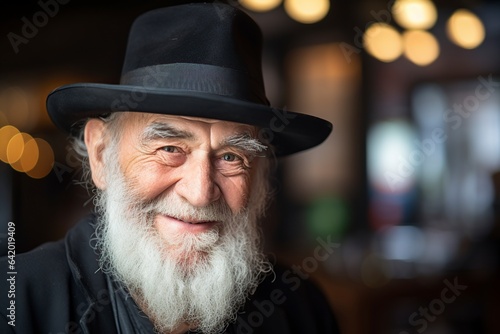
[120,63,269,105]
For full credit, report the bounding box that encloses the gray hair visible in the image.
[70,112,123,191]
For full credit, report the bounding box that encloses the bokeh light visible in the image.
[284,0,330,24]
[307,196,349,239]
[9,134,38,172]
[0,125,20,163]
[6,132,33,165]
[380,225,426,261]
[446,9,485,49]
[403,30,440,66]
[19,138,40,172]
[25,138,54,179]
[392,0,438,30]
[364,23,403,62]
[1,124,54,178]
[239,0,282,12]
[367,120,417,193]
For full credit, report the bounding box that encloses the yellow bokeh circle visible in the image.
[26,138,54,179]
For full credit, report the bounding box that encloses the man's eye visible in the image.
[162,146,180,153]
[222,153,239,162]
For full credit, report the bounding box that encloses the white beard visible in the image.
[94,151,271,334]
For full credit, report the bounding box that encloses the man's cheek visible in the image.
[127,165,175,200]
[222,177,252,212]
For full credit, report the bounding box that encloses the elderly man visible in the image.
[1,3,339,334]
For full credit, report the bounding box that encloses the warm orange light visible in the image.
[364,23,403,62]
[0,125,20,163]
[26,138,54,179]
[403,30,440,66]
[284,0,329,24]
[446,9,485,49]
[392,0,438,30]
[239,0,282,12]
[7,132,33,166]
[19,138,39,172]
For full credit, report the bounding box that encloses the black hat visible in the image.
[46,3,332,156]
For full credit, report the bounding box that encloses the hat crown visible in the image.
[119,3,267,103]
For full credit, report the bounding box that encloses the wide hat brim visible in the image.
[47,83,333,156]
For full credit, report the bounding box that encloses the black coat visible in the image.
[0,215,340,333]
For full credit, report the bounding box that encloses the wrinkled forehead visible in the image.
[112,112,259,138]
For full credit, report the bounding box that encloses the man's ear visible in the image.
[84,119,109,190]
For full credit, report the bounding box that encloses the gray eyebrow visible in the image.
[221,133,267,157]
[141,123,267,156]
[141,122,194,142]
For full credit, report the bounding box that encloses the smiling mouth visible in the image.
[168,215,218,225]
[185,220,216,225]
[154,214,221,235]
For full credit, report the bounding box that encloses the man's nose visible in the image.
[175,154,221,207]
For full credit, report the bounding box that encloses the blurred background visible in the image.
[1,0,500,333]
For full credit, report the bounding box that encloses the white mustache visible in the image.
[141,192,235,226]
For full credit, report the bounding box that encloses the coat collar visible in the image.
[65,214,118,333]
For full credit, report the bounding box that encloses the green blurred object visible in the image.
[306,196,349,240]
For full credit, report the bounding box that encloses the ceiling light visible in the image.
[239,0,282,12]
[446,9,485,49]
[403,30,440,66]
[392,0,438,30]
[284,0,330,24]
[364,23,403,62]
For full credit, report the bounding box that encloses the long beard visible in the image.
[94,154,271,333]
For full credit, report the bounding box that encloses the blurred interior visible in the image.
[1,0,500,333]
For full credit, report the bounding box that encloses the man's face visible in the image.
[85,112,271,333]
[89,112,267,244]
